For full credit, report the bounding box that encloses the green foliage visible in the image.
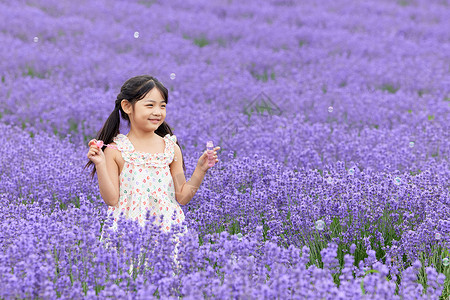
[339,81,347,87]
[380,84,400,94]
[244,102,276,117]
[194,37,210,47]
[138,0,155,7]
[417,89,428,97]
[69,119,79,133]
[23,65,46,79]
[250,69,276,82]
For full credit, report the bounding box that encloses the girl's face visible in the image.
[123,88,166,133]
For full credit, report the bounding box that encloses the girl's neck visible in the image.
[126,130,159,142]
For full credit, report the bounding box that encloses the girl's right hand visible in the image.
[87,139,106,166]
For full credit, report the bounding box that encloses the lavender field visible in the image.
[1,0,449,298]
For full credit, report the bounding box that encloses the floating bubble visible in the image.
[328,106,333,113]
[315,220,325,231]
[134,31,140,38]
[326,176,333,184]
[435,233,442,240]
[170,73,176,80]
[393,177,401,185]
[236,233,243,241]
[443,258,449,266]
[231,254,239,264]
[348,168,355,175]
[33,37,39,43]
[409,141,415,148]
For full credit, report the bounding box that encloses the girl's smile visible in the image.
[122,87,167,135]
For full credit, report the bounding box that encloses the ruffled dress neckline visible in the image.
[112,133,177,167]
[122,134,168,156]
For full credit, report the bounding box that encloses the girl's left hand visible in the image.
[197,146,220,173]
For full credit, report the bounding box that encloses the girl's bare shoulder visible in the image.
[104,142,125,174]
[104,142,122,161]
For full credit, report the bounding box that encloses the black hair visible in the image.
[83,75,186,179]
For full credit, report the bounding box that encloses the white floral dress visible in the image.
[101,133,188,269]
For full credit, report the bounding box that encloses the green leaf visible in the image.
[361,269,380,294]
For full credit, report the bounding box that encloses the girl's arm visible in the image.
[96,146,120,207]
[170,144,206,206]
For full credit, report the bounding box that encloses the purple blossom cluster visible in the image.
[1,0,449,298]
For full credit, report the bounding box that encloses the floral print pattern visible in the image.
[104,133,188,238]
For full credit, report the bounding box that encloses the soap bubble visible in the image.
[348,168,355,175]
[33,37,39,43]
[328,106,333,113]
[393,177,401,185]
[231,254,239,264]
[236,233,243,241]
[443,258,449,266]
[409,141,415,148]
[435,233,442,240]
[326,176,333,184]
[170,73,176,80]
[134,31,140,38]
[315,220,325,231]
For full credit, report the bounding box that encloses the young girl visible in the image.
[84,75,220,271]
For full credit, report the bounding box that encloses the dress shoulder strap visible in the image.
[164,134,177,144]
[112,134,133,152]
